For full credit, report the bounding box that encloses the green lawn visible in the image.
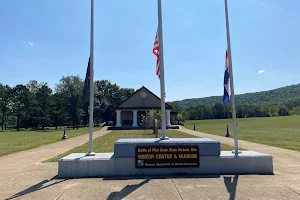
[185,115,300,151]
[46,130,235,162]
[0,127,100,157]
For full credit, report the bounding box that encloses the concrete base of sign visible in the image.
[58,151,273,178]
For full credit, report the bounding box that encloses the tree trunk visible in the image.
[55,117,58,129]
[42,119,45,130]
[4,114,7,130]
[1,108,5,131]
[17,112,20,131]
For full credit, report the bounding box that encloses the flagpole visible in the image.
[224,0,239,155]
[87,0,95,156]
[157,0,168,140]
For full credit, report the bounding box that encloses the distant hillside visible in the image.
[173,84,300,109]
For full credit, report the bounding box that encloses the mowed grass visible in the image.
[185,115,300,151]
[46,130,235,162]
[0,127,100,157]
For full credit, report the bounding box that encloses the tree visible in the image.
[260,105,271,117]
[213,103,224,119]
[186,107,198,120]
[11,85,32,131]
[93,81,111,125]
[55,76,84,129]
[290,106,300,115]
[278,107,289,116]
[94,96,109,126]
[176,113,185,122]
[168,102,185,122]
[117,88,135,103]
[223,104,231,119]
[237,105,245,118]
[50,93,65,129]
[140,110,162,131]
[0,84,12,130]
[23,90,36,129]
[94,80,134,123]
[202,104,213,119]
[26,80,40,93]
[36,83,52,129]
[6,115,17,129]
[268,105,279,117]
[168,102,182,113]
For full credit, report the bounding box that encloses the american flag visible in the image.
[153,28,160,79]
[223,49,230,104]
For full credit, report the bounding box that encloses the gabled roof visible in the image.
[116,86,173,110]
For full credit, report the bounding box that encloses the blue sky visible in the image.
[1,0,300,101]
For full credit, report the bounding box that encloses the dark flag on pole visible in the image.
[223,49,230,104]
[83,58,90,106]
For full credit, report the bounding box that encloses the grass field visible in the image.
[185,115,300,151]
[46,130,235,162]
[0,127,100,157]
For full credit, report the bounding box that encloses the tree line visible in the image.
[170,98,300,121]
[0,77,134,131]
[3,76,300,130]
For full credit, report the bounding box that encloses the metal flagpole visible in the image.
[224,0,239,155]
[157,0,168,140]
[87,0,95,156]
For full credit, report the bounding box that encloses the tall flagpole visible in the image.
[87,0,95,156]
[224,0,239,155]
[157,0,168,139]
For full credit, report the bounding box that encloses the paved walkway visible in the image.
[0,127,300,199]
[0,127,111,199]
[179,127,300,194]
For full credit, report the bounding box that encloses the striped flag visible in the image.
[223,49,230,104]
[153,28,160,79]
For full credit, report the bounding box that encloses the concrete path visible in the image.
[1,127,300,199]
[179,127,300,194]
[0,127,111,199]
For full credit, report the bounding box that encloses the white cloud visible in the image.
[257,70,265,75]
[24,41,33,47]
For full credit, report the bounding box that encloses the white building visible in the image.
[114,86,173,128]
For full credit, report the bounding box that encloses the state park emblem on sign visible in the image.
[137,159,145,167]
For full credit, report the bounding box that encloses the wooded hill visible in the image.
[173,84,300,109]
[168,84,300,121]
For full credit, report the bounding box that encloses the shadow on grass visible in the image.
[5,176,68,200]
